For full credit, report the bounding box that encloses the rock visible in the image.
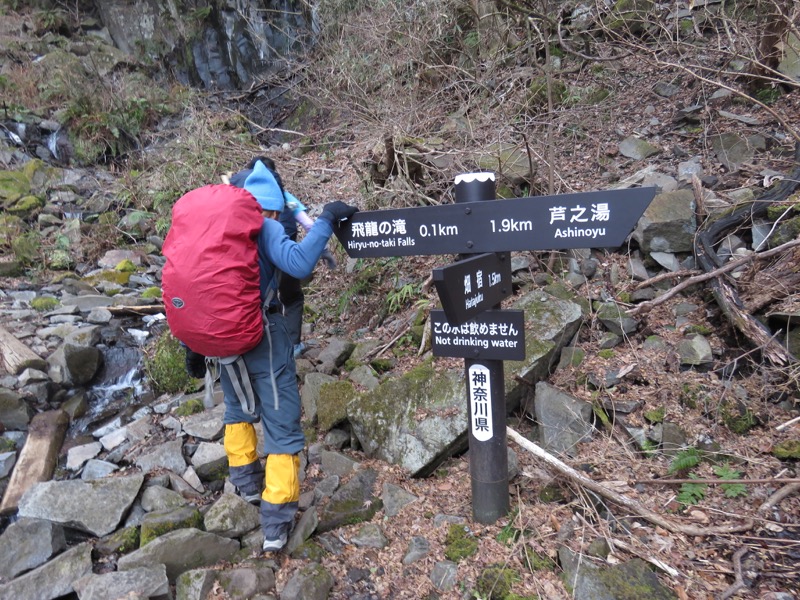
[677,335,713,366]
[0,542,93,600]
[619,136,661,160]
[18,473,144,536]
[317,380,358,431]
[203,493,260,538]
[279,562,333,600]
[140,506,203,546]
[403,536,430,565]
[135,439,186,475]
[286,506,319,556]
[301,372,337,424]
[0,517,66,581]
[320,450,361,477]
[180,402,225,440]
[711,133,755,171]
[317,469,381,533]
[72,564,170,600]
[0,387,34,430]
[215,565,276,599]
[430,560,458,591]
[190,441,228,481]
[352,523,388,548]
[117,528,240,582]
[595,302,639,336]
[382,482,418,517]
[534,382,594,456]
[140,484,187,512]
[66,440,102,470]
[316,337,355,373]
[631,189,696,253]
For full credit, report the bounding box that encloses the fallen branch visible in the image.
[106,304,165,316]
[718,547,750,600]
[507,426,755,537]
[629,238,800,317]
[635,478,800,486]
[758,482,800,514]
[776,415,800,431]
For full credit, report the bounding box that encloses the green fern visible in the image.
[677,476,707,506]
[668,447,703,474]
[713,464,748,498]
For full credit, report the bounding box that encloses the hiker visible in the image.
[177,161,357,552]
[230,157,337,358]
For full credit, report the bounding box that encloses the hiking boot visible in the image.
[262,531,288,552]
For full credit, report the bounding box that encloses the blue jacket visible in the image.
[257,217,332,303]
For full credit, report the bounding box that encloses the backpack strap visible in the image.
[219,355,258,417]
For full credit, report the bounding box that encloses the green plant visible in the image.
[597,349,614,359]
[30,296,59,311]
[713,464,748,498]
[640,439,658,457]
[144,331,193,395]
[676,475,707,506]
[668,447,703,474]
[644,406,665,424]
[386,282,418,314]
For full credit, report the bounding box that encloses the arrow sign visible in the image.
[433,252,512,326]
[334,187,656,258]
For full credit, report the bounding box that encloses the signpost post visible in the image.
[334,174,656,525]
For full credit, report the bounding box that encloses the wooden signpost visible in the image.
[335,173,656,524]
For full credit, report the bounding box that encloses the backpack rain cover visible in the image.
[162,184,265,357]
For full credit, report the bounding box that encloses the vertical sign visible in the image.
[469,364,493,442]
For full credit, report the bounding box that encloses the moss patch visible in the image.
[444,523,478,562]
[174,397,205,417]
[772,439,800,459]
[31,296,59,311]
[476,564,521,599]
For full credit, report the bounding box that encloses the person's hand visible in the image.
[320,248,337,269]
[320,201,358,224]
[185,348,206,378]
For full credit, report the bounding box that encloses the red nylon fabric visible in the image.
[162,184,264,357]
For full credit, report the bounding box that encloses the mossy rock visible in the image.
[527,77,567,109]
[644,406,665,424]
[31,296,59,312]
[0,169,30,204]
[7,194,45,217]
[772,439,800,459]
[174,397,205,417]
[139,506,203,546]
[720,399,758,434]
[317,380,358,431]
[96,526,140,556]
[141,286,162,299]
[476,564,520,599]
[115,258,137,272]
[444,523,478,562]
[11,233,39,265]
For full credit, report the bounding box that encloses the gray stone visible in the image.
[117,528,240,582]
[286,506,319,556]
[99,426,128,451]
[279,563,333,600]
[661,422,689,458]
[348,364,380,390]
[0,542,92,600]
[351,523,388,548]
[320,450,361,477]
[403,536,430,565]
[595,302,639,336]
[175,568,217,600]
[650,251,680,272]
[631,189,696,253]
[677,335,713,365]
[318,469,381,533]
[301,372,336,424]
[203,493,260,538]
[141,484,187,512]
[430,560,458,591]
[18,473,144,536]
[66,441,102,470]
[323,428,349,450]
[0,450,16,478]
[382,482,418,517]
[653,81,681,97]
[534,382,594,457]
[181,402,225,440]
[81,458,119,480]
[136,439,186,475]
[313,475,340,503]
[86,307,113,324]
[558,547,676,600]
[140,506,203,545]
[0,387,34,430]
[712,132,755,171]
[191,441,228,480]
[0,518,66,581]
[215,566,276,599]
[72,564,170,600]
[316,338,355,370]
[619,136,661,160]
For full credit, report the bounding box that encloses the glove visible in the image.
[185,348,206,378]
[319,201,358,224]
[320,248,337,269]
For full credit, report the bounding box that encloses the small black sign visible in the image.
[430,309,526,361]
[433,253,512,326]
[334,187,656,257]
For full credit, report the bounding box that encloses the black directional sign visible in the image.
[433,253,512,326]
[430,309,526,361]
[335,187,656,258]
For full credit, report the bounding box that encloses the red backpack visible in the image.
[162,184,265,357]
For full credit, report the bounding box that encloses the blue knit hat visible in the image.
[243,161,285,212]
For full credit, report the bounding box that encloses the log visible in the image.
[0,410,69,516]
[0,324,47,375]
